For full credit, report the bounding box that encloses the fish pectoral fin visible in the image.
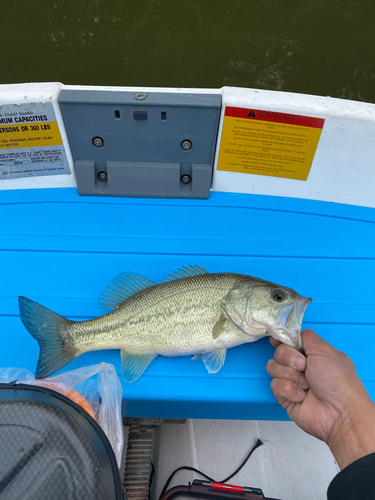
[212,318,227,339]
[192,353,203,360]
[99,272,157,309]
[202,349,227,374]
[121,350,157,383]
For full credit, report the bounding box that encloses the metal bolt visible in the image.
[181,139,192,150]
[181,174,191,184]
[93,136,104,147]
[134,93,147,101]
[43,165,48,169]
[98,171,107,181]
[66,170,71,174]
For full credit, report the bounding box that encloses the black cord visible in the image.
[158,438,264,500]
[220,438,263,483]
[149,461,155,500]
[158,467,216,500]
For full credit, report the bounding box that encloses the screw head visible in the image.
[134,93,147,101]
[181,174,191,184]
[181,139,192,150]
[98,171,107,181]
[93,136,104,147]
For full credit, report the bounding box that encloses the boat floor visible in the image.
[122,419,339,500]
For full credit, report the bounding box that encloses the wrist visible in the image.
[328,402,375,470]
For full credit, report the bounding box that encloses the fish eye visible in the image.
[272,290,285,302]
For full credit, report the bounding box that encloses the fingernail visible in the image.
[299,374,309,389]
[297,388,306,399]
[291,355,306,370]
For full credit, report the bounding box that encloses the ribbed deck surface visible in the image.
[1,188,374,419]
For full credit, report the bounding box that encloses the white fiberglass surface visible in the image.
[121,419,339,500]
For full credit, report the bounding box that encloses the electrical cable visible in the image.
[148,461,155,500]
[158,438,264,500]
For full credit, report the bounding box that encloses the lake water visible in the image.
[2,0,375,103]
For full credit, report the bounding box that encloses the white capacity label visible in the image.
[0,102,69,179]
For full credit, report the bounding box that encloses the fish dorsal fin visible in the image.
[99,272,156,309]
[202,349,227,373]
[161,265,208,283]
[121,350,157,383]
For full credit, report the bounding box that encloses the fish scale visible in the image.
[75,274,239,353]
[18,266,312,382]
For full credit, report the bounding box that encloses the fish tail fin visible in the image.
[18,296,77,379]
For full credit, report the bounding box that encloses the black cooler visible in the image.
[0,382,124,500]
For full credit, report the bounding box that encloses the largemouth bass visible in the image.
[19,265,312,382]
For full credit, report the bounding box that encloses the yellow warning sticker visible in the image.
[0,121,63,150]
[217,107,325,181]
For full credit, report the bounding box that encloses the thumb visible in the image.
[301,329,333,357]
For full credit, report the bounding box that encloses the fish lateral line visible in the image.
[17,267,312,382]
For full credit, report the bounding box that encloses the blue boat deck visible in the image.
[1,188,374,419]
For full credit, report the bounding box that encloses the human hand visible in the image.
[267,329,375,469]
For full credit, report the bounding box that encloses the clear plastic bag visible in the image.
[0,363,124,467]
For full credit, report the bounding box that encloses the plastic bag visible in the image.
[0,363,124,467]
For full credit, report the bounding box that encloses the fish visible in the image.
[18,265,312,383]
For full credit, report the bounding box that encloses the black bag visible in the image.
[0,382,124,500]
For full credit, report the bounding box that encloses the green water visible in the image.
[3,0,375,103]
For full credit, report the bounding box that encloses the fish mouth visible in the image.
[290,297,312,330]
[275,296,312,350]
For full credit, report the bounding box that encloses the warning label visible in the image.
[217,107,325,181]
[0,102,69,180]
